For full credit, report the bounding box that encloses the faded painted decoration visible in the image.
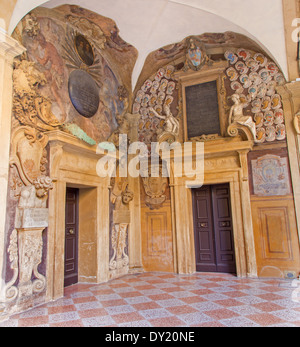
[251,154,291,196]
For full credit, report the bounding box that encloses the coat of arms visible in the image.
[184,37,212,71]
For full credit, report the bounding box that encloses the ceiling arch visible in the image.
[8,0,288,88]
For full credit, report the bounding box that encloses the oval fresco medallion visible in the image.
[75,34,95,66]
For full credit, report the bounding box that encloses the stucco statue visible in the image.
[228,93,257,142]
[150,105,179,138]
[18,176,53,209]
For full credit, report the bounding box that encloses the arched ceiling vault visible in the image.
[8,0,288,89]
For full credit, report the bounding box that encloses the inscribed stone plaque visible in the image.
[185,81,220,138]
[113,210,131,224]
[15,208,49,229]
[68,70,100,118]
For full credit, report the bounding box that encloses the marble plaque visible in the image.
[68,69,100,118]
[15,208,49,229]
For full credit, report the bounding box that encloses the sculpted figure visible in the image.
[228,94,257,141]
[109,176,133,272]
[150,105,179,137]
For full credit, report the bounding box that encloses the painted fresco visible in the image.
[251,154,291,196]
[15,6,137,145]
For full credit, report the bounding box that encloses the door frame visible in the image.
[46,131,111,301]
[166,141,258,278]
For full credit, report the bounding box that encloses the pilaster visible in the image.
[0,32,25,302]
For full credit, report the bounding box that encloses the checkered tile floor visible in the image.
[0,272,299,327]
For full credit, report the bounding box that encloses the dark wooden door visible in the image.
[193,184,236,274]
[64,188,79,287]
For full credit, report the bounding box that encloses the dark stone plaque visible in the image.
[185,81,220,138]
[68,70,100,118]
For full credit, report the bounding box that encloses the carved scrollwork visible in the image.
[13,58,63,132]
[5,230,19,302]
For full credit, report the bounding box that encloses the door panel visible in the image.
[193,184,236,274]
[64,188,79,287]
[212,184,236,274]
[193,186,217,272]
[141,206,174,273]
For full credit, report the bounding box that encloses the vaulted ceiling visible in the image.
[8,0,287,88]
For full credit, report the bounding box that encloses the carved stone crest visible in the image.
[142,164,168,210]
[10,126,48,187]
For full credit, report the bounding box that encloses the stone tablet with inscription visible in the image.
[185,81,220,138]
[15,208,49,229]
[68,69,100,118]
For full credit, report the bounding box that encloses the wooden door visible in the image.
[193,184,236,274]
[64,188,79,287]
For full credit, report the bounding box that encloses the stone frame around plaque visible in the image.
[174,61,229,142]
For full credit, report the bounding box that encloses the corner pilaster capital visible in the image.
[0,30,26,64]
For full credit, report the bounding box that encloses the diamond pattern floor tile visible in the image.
[0,272,299,327]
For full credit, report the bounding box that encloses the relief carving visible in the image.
[227,93,257,142]
[142,174,168,210]
[150,105,179,143]
[13,58,63,131]
[5,176,53,305]
[10,126,48,188]
[109,175,133,274]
